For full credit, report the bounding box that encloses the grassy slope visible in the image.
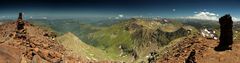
[56,32,112,61]
[88,21,134,61]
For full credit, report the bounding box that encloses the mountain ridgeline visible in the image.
[3,17,195,62]
[88,18,189,62]
[131,23,188,47]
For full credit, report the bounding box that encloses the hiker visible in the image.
[131,50,138,62]
[185,50,196,63]
[147,50,159,63]
[119,45,124,56]
[215,14,233,51]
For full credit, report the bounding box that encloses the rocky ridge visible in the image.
[0,21,117,63]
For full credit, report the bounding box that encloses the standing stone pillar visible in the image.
[215,14,233,51]
[17,12,25,30]
[18,12,23,20]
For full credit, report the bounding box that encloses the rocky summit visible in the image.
[0,16,116,63]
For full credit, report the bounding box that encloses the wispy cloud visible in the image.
[182,11,240,21]
[183,11,219,20]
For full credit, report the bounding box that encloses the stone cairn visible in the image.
[15,12,27,39]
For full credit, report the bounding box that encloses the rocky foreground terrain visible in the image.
[0,21,116,63]
[157,35,240,63]
[157,15,240,63]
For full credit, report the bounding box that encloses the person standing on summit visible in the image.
[215,14,233,51]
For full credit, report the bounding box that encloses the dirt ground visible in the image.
[157,36,240,63]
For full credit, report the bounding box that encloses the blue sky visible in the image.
[0,0,239,20]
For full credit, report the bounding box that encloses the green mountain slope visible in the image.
[56,32,112,61]
[88,19,191,62]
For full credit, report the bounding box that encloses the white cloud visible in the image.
[232,17,240,21]
[118,14,124,18]
[172,9,176,12]
[115,17,119,19]
[183,11,240,21]
[30,16,33,19]
[2,16,6,18]
[43,17,47,19]
[184,11,219,20]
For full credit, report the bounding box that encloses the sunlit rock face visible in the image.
[215,14,233,51]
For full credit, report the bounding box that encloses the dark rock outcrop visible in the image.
[215,14,233,51]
